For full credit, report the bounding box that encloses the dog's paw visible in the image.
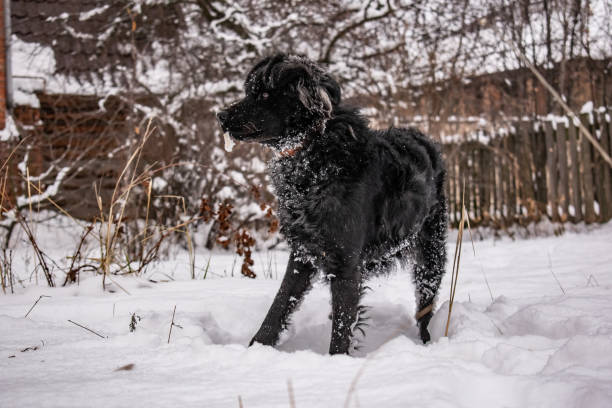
[249,332,277,347]
[419,326,431,344]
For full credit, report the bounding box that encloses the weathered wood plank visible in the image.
[533,123,548,208]
[461,149,470,219]
[472,147,480,222]
[517,121,537,219]
[454,150,462,224]
[556,122,570,221]
[505,132,517,221]
[446,147,456,225]
[492,142,504,220]
[602,108,612,222]
[594,111,612,222]
[481,147,492,223]
[567,119,583,222]
[469,148,478,221]
[580,114,597,223]
[544,121,559,221]
[492,138,503,221]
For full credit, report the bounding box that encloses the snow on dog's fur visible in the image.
[217,54,447,354]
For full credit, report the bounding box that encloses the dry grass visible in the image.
[444,182,473,336]
[24,295,50,318]
[99,118,156,288]
[0,117,206,289]
[547,251,566,295]
[287,379,296,408]
[67,319,107,338]
[167,305,178,344]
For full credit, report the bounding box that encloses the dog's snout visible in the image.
[216,110,229,125]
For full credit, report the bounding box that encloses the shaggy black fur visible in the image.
[217,54,447,355]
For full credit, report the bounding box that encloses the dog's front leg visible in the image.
[329,275,361,354]
[249,252,316,347]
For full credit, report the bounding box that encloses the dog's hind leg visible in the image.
[411,203,448,344]
[249,252,317,347]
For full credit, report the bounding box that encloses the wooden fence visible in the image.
[443,108,612,227]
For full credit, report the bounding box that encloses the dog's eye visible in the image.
[261,92,269,100]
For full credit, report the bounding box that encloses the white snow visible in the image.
[2,222,612,407]
[580,101,594,114]
[151,177,168,191]
[10,35,121,107]
[0,115,19,141]
[16,167,70,208]
[78,5,110,21]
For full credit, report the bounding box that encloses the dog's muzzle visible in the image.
[216,110,229,127]
[216,110,228,122]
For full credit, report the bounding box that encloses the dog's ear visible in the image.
[296,81,334,118]
[319,75,341,106]
[273,62,310,89]
[317,87,333,114]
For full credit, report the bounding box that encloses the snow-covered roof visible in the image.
[11,34,120,108]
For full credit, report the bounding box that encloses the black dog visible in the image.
[217,54,447,354]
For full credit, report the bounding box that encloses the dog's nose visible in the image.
[216,110,229,124]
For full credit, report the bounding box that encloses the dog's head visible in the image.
[216,53,341,149]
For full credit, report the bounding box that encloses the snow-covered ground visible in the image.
[2,223,612,407]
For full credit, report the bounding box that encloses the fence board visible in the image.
[533,124,548,208]
[467,148,474,219]
[494,141,504,220]
[440,111,612,228]
[602,109,612,222]
[567,119,583,222]
[517,122,537,217]
[472,147,480,221]
[593,111,611,222]
[447,150,456,225]
[505,133,517,221]
[556,123,570,220]
[453,152,461,222]
[481,147,492,221]
[544,121,559,221]
[580,114,597,223]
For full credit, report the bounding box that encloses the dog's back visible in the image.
[372,127,445,225]
[308,116,445,270]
